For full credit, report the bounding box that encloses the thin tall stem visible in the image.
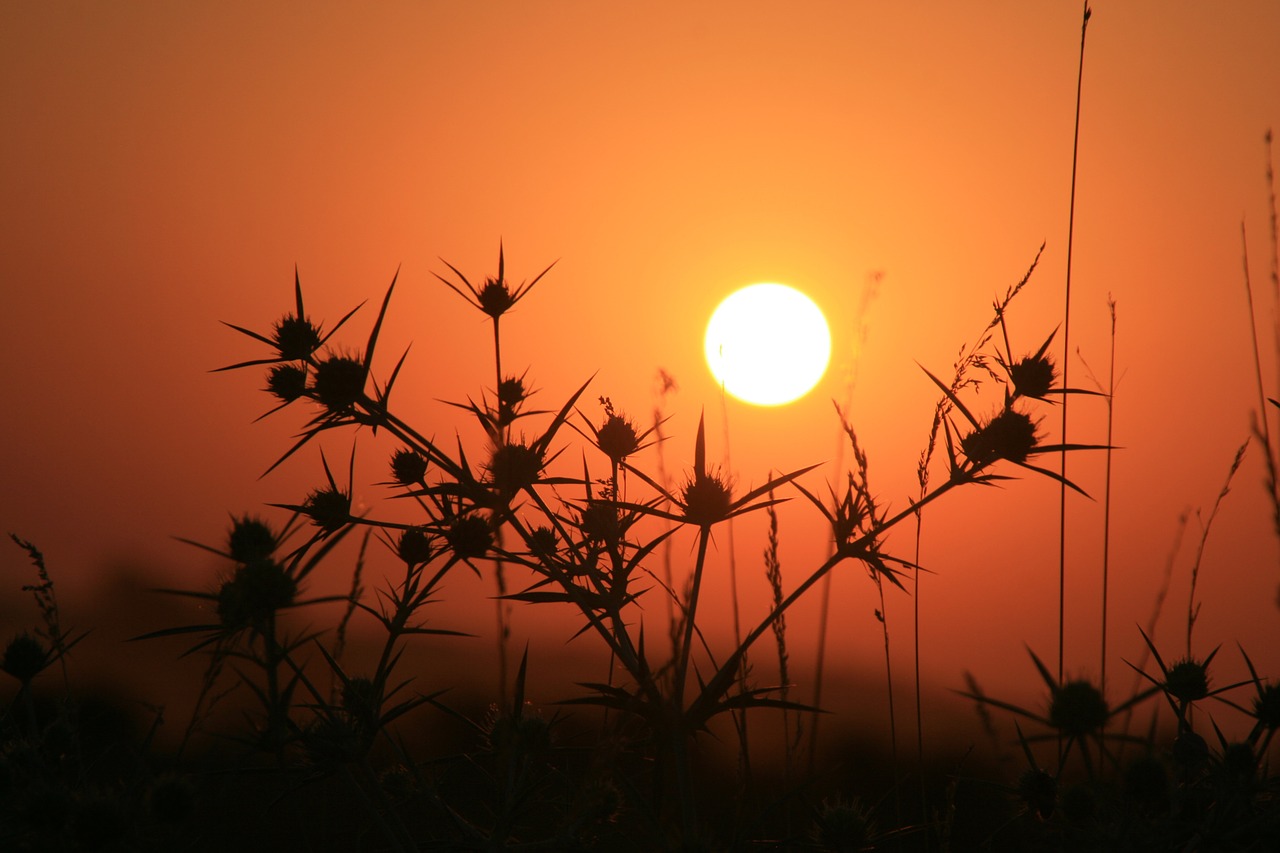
[1100,298,1116,695]
[1059,0,1091,684]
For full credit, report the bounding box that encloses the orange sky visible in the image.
[3,2,1279,748]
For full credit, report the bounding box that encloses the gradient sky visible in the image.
[3,2,1279,747]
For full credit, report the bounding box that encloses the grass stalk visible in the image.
[1186,440,1249,656]
[1100,298,1116,696]
[1058,0,1092,685]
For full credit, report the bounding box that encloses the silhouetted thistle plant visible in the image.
[105,238,1276,850]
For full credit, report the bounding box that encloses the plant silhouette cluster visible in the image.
[3,244,1278,852]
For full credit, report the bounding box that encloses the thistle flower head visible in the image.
[580,503,622,545]
[311,353,366,414]
[397,526,434,566]
[216,559,296,631]
[303,486,351,534]
[477,277,517,318]
[1010,352,1057,399]
[1049,680,1109,737]
[597,413,641,463]
[227,515,277,564]
[437,244,554,321]
[389,449,428,487]
[1251,681,1280,732]
[266,364,308,403]
[961,408,1039,465]
[488,442,544,496]
[272,314,321,361]
[527,526,557,559]
[497,375,530,424]
[1165,657,1210,703]
[485,704,552,759]
[341,676,380,724]
[1017,768,1057,820]
[2,632,49,684]
[810,795,874,852]
[1173,729,1209,770]
[682,470,734,527]
[1123,755,1169,813]
[445,515,492,561]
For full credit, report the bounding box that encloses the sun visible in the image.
[704,283,832,406]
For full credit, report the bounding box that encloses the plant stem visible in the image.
[1059,0,1091,685]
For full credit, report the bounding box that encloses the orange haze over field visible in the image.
[3,2,1279,752]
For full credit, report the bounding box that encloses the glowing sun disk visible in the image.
[704,283,831,406]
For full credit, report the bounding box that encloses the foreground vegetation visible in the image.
[4,224,1279,851]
